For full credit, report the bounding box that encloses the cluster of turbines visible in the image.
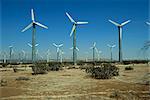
[1,9,150,65]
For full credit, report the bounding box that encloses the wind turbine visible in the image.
[46,49,51,63]
[70,46,79,62]
[53,43,63,62]
[59,49,64,63]
[9,45,13,63]
[109,19,131,62]
[27,43,39,61]
[21,50,26,62]
[1,51,7,63]
[96,49,102,61]
[107,44,116,62]
[21,9,48,63]
[90,42,98,62]
[66,12,88,65]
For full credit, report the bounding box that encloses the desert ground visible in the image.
[0,63,149,100]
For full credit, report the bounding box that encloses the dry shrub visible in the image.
[31,63,48,75]
[16,76,30,81]
[0,79,7,86]
[86,63,119,79]
[125,66,134,70]
[48,62,63,71]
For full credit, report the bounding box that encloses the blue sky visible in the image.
[0,0,149,60]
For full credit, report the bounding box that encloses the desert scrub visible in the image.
[31,63,48,75]
[2,63,8,67]
[16,76,30,81]
[48,62,63,71]
[86,63,119,79]
[125,66,134,70]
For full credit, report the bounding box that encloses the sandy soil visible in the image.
[0,64,149,100]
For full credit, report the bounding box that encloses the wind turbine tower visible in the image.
[9,45,13,63]
[107,44,116,62]
[21,9,48,63]
[109,19,131,62]
[66,12,88,65]
[53,43,63,62]
[27,43,39,61]
[90,42,98,62]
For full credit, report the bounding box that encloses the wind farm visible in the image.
[0,0,149,99]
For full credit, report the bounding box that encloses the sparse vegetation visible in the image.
[125,66,134,70]
[2,63,8,67]
[31,63,48,75]
[48,62,63,71]
[86,63,119,79]
[31,62,63,75]
[16,76,30,81]
[0,79,7,86]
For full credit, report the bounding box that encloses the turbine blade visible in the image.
[35,22,48,29]
[31,9,35,21]
[28,43,32,47]
[66,12,75,23]
[76,47,79,51]
[93,42,96,47]
[76,22,88,24]
[108,19,120,26]
[21,23,33,32]
[146,22,150,25]
[112,45,116,48]
[53,43,58,47]
[70,24,76,37]
[9,45,13,48]
[59,44,63,47]
[121,20,131,26]
[95,47,98,53]
[35,44,39,47]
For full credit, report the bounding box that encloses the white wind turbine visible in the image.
[46,49,51,63]
[109,19,131,62]
[90,42,98,62]
[96,49,102,61]
[107,44,116,62]
[59,49,64,63]
[66,12,88,65]
[53,43,63,62]
[9,45,13,63]
[70,46,79,61]
[21,9,48,63]
[27,43,39,61]
[21,50,26,61]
